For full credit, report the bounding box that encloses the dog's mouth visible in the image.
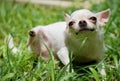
[75,28,95,35]
[80,28,95,31]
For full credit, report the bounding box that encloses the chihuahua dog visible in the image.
[9,9,110,67]
[64,9,110,64]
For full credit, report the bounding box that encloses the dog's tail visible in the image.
[7,34,18,54]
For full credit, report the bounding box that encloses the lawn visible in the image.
[0,0,120,81]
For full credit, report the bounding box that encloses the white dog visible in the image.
[9,9,110,67]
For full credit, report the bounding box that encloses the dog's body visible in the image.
[27,9,110,65]
[27,22,69,65]
[9,9,110,66]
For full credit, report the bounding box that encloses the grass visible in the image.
[0,0,120,81]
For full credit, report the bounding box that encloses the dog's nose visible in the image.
[79,20,87,27]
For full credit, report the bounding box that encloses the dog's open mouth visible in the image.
[76,28,95,35]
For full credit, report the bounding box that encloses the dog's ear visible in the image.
[64,13,71,32]
[96,9,110,26]
[64,13,70,22]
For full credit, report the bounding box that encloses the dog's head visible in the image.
[65,9,110,34]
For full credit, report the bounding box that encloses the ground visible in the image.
[0,0,120,81]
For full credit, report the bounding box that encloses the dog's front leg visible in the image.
[57,47,69,66]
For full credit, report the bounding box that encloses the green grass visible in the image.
[0,0,120,81]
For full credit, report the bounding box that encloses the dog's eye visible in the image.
[69,21,74,26]
[89,16,97,21]
[89,16,97,24]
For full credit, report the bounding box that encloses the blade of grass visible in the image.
[89,67,100,81]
